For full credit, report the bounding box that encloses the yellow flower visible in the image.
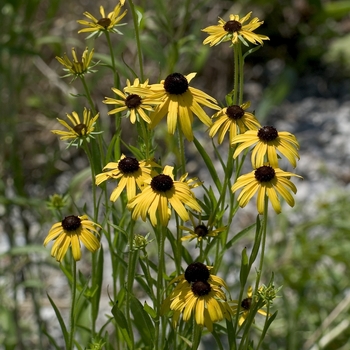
[77,2,127,36]
[230,286,268,326]
[162,262,232,332]
[232,126,300,168]
[56,48,97,79]
[51,108,100,147]
[127,165,202,226]
[103,81,161,124]
[231,165,302,214]
[209,102,261,144]
[95,155,160,202]
[44,215,101,262]
[125,72,220,141]
[202,12,269,47]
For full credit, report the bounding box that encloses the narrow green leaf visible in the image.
[239,247,250,286]
[225,222,256,249]
[111,304,133,350]
[144,301,157,319]
[91,247,104,322]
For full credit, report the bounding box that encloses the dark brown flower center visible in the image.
[62,215,81,231]
[185,262,210,283]
[150,174,174,192]
[223,20,242,33]
[74,123,87,136]
[258,126,279,142]
[164,73,189,95]
[191,280,212,296]
[97,18,111,28]
[194,224,209,237]
[226,105,245,120]
[118,157,140,174]
[241,297,252,310]
[125,94,142,109]
[255,165,276,182]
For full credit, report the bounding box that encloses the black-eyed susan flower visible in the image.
[230,286,268,326]
[232,126,300,168]
[127,165,202,226]
[162,262,232,332]
[231,165,302,214]
[77,2,127,37]
[51,108,101,147]
[202,12,269,47]
[103,82,160,124]
[44,215,101,262]
[209,102,261,144]
[126,72,220,141]
[95,155,160,202]
[56,48,97,79]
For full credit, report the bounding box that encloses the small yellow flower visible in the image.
[95,155,160,202]
[125,72,220,141]
[232,165,302,214]
[44,215,101,262]
[202,12,269,47]
[56,48,97,79]
[232,126,300,168]
[77,2,127,36]
[162,262,232,332]
[209,102,261,144]
[127,165,202,226]
[51,108,100,147]
[230,286,268,326]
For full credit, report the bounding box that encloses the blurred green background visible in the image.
[1,0,350,348]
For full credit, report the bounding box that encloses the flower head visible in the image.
[77,2,127,37]
[209,102,261,144]
[125,72,220,141]
[202,12,269,47]
[162,262,232,332]
[231,165,302,214]
[44,215,101,262]
[51,108,101,147]
[95,155,160,202]
[230,286,267,326]
[232,126,300,168]
[56,48,97,79]
[127,165,202,226]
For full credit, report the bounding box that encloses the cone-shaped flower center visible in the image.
[151,174,174,192]
[185,262,210,283]
[194,224,209,237]
[74,123,87,136]
[241,297,252,310]
[224,20,242,33]
[97,18,111,28]
[62,215,81,231]
[125,94,142,109]
[226,105,245,120]
[192,280,212,296]
[258,126,279,142]
[255,165,276,182]
[164,73,189,95]
[118,157,140,174]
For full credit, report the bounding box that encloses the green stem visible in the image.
[104,31,119,88]
[233,43,240,105]
[177,124,187,175]
[80,76,96,115]
[67,259,77,350]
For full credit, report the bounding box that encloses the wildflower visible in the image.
[125,72,220,141]
[232,165,302,214]
[202,12,269,47]
[44,215,101,262]
[95,155,160,202]
[127,165,202,226]
[209,102,261,144]
[130,233,154,252]
[232,126,300,168]
[180,213,225,242]
[103,82,160,124]
[77,2,127,37]
[162,262,232,332]
[51,108,100,147]
[56,48,97,79]
[230,286,268,326]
